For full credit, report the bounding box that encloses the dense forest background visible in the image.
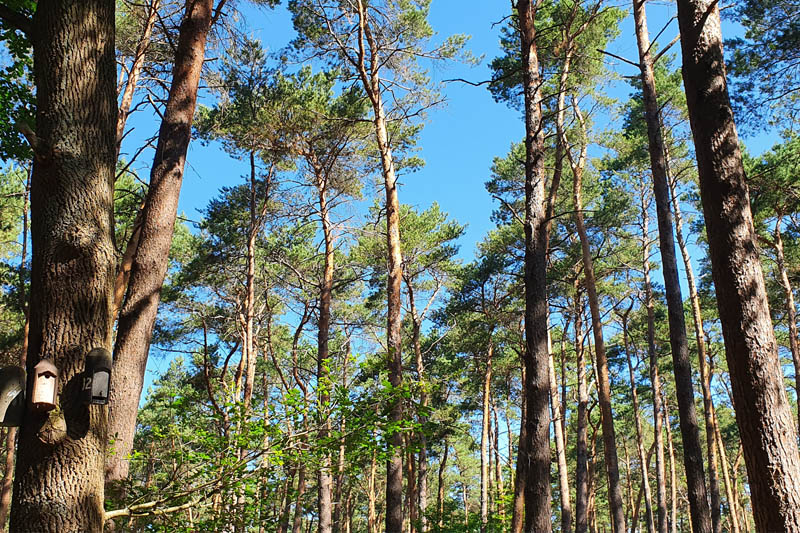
[1,0,800,532]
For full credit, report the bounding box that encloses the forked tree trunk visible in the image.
[568,103,626,533]
[632,2,712,531]
[517,1,553,530]
[107,0,217,484]
[10,1,116,530]
[676,0,800,528]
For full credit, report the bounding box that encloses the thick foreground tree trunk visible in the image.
[675,0,800,529]
[107,0,215,484]
[10,1,117,530]
[517,1,553,531]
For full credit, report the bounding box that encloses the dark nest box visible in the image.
[0,366,25,426]
[83,347,112,405]
[31,359,58,411]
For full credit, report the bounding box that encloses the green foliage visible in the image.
[727,0,800,129]
[0,0,33,161]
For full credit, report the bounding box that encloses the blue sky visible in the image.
[121,0,781,395]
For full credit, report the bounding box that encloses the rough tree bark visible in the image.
[9,1,117,530]
[675,0,800,528]
[517,1,553,530]
[107,0,218,484]
[632,2,713,531]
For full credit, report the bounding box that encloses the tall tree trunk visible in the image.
[492,401,505,523]
[352,3,405,526]
[667,149,722,533]
[633,3,713,531]
[640,189,668,533]
[107,0,216,484]
[368,448,377,533]
[714,418,741,533]
[292,464,307,533]
[406,285,428,533]
[770,215,800,437]
[317,172,334,533]
[621,308,655,533]
[568,104,626,533]
[549,328,573,533]
[480,336,494,533]
[663,392,678,533]
[517,1,553,530]
[10,1,116,530]
[676,0,800,528]
[511,362,527,533]
[437,438,449,530]
[575,293,590,533]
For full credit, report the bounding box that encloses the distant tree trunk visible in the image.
[575,293,590,533]
[668,156,722,533]
[640,188,668,533]
[511,362,527,533]
[714,418,741,533]
[632,3,712,531]
[437,438,449,530]
[621,307,655,533]
[107,0,217,484]
[368,448,378,533]
[405,283,428,533]
[663,392,678,533]
[549,328,573,533]
[769,215,800,437]
[676,0,800,528]
[115,0,160,154]
[481,335,494,533]
[352,3,406,527]
[317,170,335,533]
[568,103,626,533]
[517,1,553,530]
[10,1,116,530]
[292,463,307,533]
[492,402,505,523]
